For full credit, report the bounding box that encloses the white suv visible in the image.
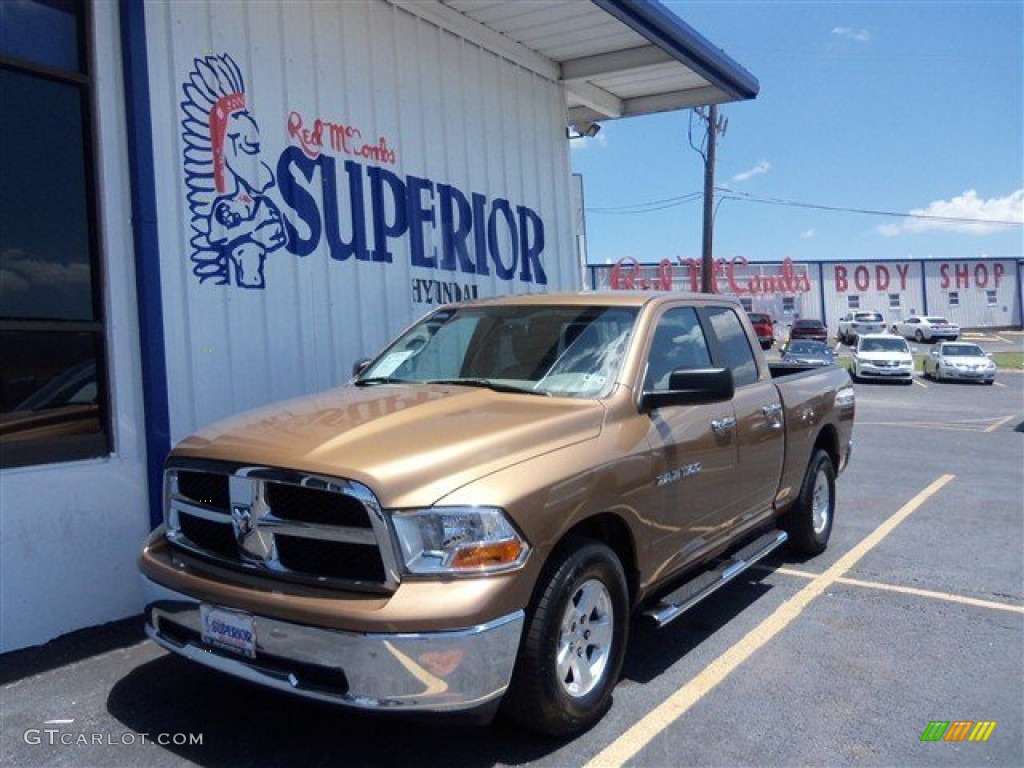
[851,333,914,384]
[837,311,886,344]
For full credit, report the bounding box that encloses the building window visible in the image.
[847,295,861,310]
[948,292,960,307]
[1,1,110,468]
[986,290,997,307]
[888,293,901,309]
[739,297,753,312]
[782,297,795,313]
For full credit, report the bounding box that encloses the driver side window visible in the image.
[644,307,711,391]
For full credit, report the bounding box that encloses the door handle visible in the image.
[762,403,783,428]
[711,416,736,434]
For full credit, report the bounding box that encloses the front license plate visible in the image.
[200,604,256,658]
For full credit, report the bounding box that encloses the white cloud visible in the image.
[569,131,609,151]
[0,248,92,287]
[832,26,871,43]
[801,229,816,239]
[877,189,1024,236]
[732,160,771,182]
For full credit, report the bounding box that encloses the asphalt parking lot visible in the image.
[2,363,1022,768]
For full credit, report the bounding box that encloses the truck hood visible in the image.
[172,384,606,507]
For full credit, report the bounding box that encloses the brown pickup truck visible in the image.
[139,293,855,736]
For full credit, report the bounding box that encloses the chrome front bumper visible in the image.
[142,577,524,712]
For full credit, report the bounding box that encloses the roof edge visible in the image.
[591,0,760,101]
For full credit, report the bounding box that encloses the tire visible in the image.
[783,450,835,556]
[915,329,924,343]
[503,538,629,737]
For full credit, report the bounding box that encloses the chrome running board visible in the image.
[643,530,788,628]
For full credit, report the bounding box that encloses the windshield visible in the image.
[860,337,908,353]
[358,305,639,398]
[855,312,883,322]
[788,341,830,355]
[942,344,984,357]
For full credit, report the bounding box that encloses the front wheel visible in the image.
[503,538,629,737]
[783,450,836,556]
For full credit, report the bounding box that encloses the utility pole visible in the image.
[695,104,727,293]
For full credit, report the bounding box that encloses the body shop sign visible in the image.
[180,54,545,295]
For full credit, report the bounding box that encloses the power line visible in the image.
[585,192,702,214]
[586,189,1023,227]
[715,189,1024,227]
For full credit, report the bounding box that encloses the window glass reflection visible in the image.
[1,67,95,321]
[0,0,82,72]
[0,330,107,466]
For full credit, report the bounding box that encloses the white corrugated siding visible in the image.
[922,260,1019,327]
[820,261,924,328]
[144,0,575,442]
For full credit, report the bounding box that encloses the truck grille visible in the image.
[165,460,398,591]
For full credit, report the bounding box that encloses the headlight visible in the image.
[390,506,529,575]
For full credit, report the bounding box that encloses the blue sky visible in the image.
[571,1,1024,265]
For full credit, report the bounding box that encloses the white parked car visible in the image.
[922,342,996,384]
[837,311,886,344]
[851,334,914,384]
[893,315,960,343]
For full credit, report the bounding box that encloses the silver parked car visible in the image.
[893,315,960,343]
[780,340,836,366]
[922,342,996,384]
[851,333,914,384]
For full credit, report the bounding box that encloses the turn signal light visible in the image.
[452,540,524,569]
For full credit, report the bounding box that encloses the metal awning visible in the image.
[393,0,758,125]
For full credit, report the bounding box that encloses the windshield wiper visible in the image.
[354,377,411,387]
[425,378,551,396]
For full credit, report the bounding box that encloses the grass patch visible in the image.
[990,351,1023,370]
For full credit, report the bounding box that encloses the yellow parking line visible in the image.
[771,567,1024,615]
[985,414,1016,433]
[585,474,955,768]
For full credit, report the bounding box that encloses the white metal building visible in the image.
[0,1,757,652]
[589,257,1023,336]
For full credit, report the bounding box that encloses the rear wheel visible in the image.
[504,538,628,737]
[783,450,835,556]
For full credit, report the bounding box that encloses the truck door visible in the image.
[703,306,785,528]
[639,305,740,582]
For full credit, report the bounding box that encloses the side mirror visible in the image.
[352,358,372,377]
[641,368,735,410]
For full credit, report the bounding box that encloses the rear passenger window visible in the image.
[706,307,758,387]
[644,307,712,391]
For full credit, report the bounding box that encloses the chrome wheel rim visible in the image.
[811,468,831,534]
[557,578,614,698]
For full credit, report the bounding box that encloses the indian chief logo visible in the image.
[180,54,285,289]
